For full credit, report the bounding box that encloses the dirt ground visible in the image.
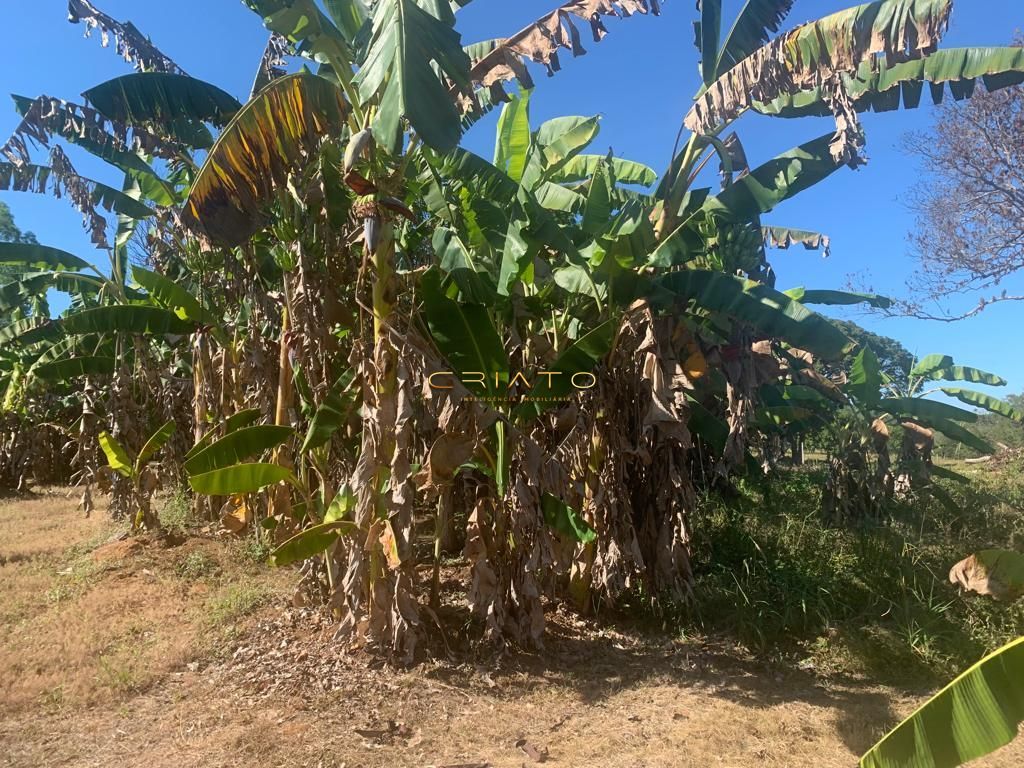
[2,490,1022,768]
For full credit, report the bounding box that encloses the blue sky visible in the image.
[3,0,1022,399]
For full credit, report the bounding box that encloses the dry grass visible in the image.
[1,490,1022,768]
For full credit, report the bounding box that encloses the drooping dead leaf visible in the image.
[467,1,665,104]
[380,519,402,570]
[1,95,176,170]
[68,0,186,75]
[0,145,131,249]
[762,226,831,257]
[415,432,476,491]
[251,34,292,98]
[685,0,953,163]
[949,550,1024,602]
[901,421,934,452]
[870,417,890,441]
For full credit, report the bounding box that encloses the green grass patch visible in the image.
[679,463,1024,685]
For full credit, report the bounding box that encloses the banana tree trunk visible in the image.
[335,214,420,661]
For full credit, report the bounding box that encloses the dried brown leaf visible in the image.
[68,0,185,74]
[467,1,665,103]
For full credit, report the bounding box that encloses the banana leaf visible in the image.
[182,73,350,246]
[61,305,195,336]
[98,431,133,477]
[269,520,361,567]
[183,425,294,476]
[136,420,176,469]
[189,462,294,495]
[83,73,241,128]
[657,270,855,360]
[860,635,1024,768]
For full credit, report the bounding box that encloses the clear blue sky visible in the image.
[3,1,1022,400]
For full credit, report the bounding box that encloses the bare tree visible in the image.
[901,54,1024,321]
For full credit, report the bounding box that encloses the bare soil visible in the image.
[1,490,1021,768]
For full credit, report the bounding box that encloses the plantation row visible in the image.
[2,3,1024,764]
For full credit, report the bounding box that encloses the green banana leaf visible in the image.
[0,243,91,272]
[784,287,893,309]
[33,356,116,381]
[930,465,972,485]
[513,319,616,422]
[420,267,508,397]
[860,635,1024,768]
[302,369,358,453]
[184,425,294,476]
[98,431,133,478]
[879,397,979,424]
[657,270,855,360]
[0,316,61,346]
[713,1,795,78]
[940,389,1022,421]
[522,115,601,188]
[189,463,294,495]
[136,420,176,470]
[131,266,221,330]
[245,0,356,70]
[61,305,195,336]
[269,520,361,567]
[911,355,1006,386]
[493,88,531,183]
[848,347,883,405]
[0,274,56,313]
[356,0,472,152]
[323,0,370,42]
[549,155,657,187]
[83,73,241,128]
[686,397,730,453]
[433,226,498,304]
[930,417,994,455]
[0,272,104,312]
[541,493,596,544]
[184,408,265,460]
[651,134,843,268]
[696,0,722,84]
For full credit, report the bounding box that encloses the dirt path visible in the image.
[1,491,1021,768]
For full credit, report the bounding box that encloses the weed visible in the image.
[97,651,139,692]
[237,529,273,565]
[46,556,109,606]
[158,485,195,534]
[175,550,217,580]
[204,583,274,628]
[37,686,65,713]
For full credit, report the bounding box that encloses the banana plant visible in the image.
[827,347,1019,516]
[97,420,175,530]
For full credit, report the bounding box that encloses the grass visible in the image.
[175,550,218,580]
[680,459,1024,685]
[204,582,276,628]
